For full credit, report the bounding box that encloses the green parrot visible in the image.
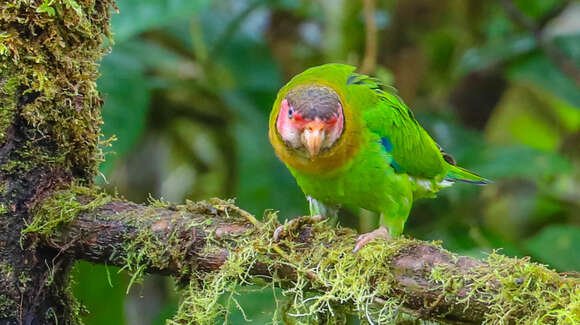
[269,63,489,252]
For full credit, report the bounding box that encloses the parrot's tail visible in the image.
[445,165,491,185]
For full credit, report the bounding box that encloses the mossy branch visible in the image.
[29,187,580,324]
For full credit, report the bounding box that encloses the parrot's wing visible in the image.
[348,73,446,178]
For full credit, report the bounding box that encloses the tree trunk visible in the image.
[0,0,114,323]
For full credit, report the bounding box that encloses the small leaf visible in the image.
[36,0,56,16]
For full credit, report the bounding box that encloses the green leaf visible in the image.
[507,34,580,109]
[460,35,535,73]
[514,0,562,19]
[526,225,580,271]
[36,0,56,16]
[112,0,212,43]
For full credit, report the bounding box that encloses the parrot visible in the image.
[268,63,490,252]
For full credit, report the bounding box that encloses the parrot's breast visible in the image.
[289,140,413,214]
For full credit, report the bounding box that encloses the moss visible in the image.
[430,251,580,324]
[0,75,17,144]
[23,184,112,237]
[0,0,116,178]
[0,293,17,318]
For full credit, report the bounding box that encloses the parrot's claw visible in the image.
[273,215,324,242]
[353,226,391,253]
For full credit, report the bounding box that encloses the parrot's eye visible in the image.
[288,107,294,119]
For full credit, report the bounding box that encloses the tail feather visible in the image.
[445,165,491,186]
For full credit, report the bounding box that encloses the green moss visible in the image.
[0,263,14,279]
[25,189,578,324]
[23,185,112,237]
[430,251,580,324]
[18,272,31,291]
[0,293,17,318]
[0,0,116,178]
[116,200,430,324]
[0,75,17,144]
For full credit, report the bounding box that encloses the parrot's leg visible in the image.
[308,196,339,225]
[273,197,339,241]
[353,198,410,253]
[353,226,391,253]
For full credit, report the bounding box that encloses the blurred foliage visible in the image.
[71,0,580,323]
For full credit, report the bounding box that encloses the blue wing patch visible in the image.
[380,137,393,152]
[381,137,404,173]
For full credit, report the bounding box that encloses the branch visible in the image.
[359,0,378,75]
[30,187,580,324]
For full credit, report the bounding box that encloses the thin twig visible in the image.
[360,0,378,75]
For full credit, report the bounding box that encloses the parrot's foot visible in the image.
[353,226,391,253]
[273,215,324,242]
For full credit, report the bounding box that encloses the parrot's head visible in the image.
[276,85,344,160]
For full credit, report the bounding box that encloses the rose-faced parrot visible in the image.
[269,63,489,252]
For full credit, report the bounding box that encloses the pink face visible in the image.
[276,98,344,159]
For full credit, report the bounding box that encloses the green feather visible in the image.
[445,165,491,185]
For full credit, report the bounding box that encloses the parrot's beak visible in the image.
[301,119,326,159]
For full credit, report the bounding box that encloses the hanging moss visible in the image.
[164,206,579,324]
